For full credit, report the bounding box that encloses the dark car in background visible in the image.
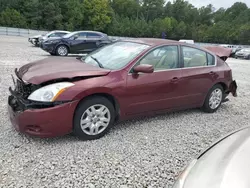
[172,126,250,188]
[235,48,250,59]
[40,30,112,56]
[28,30,70,47]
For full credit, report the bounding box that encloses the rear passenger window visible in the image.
[182,46,207,68]
[207,53,215,65]
[87,33,101,38]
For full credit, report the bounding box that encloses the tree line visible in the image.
[0,0,250,44]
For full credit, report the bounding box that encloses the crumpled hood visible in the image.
[17,57,111,84]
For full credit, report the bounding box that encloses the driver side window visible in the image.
[139,46,179,71]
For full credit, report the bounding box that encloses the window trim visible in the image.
[180,45,217,68]
[128,44,181,74]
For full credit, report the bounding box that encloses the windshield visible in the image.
[82,41,150,70]
[44,31,55,37]
[63,31,77,38]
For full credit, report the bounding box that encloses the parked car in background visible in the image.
[8,38,237,140]
[40,30,112,56]
[28,30,70,47]
[172,126,250,188]
[219,44,243,58]
[235,48,250,59]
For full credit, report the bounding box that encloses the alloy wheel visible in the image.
[80,104,111,135]
[57,46,68,56]
[209,88,223,109]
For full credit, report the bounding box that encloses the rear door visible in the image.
[125,45,183,115]
[178,45,217,107]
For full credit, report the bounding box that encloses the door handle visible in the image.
[170,77,179,83]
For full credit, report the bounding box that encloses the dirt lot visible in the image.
[0,36,250,188]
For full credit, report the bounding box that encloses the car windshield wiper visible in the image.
[90,56,104,68]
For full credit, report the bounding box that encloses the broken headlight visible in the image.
[28,82,74,102]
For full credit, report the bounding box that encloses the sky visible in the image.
[169,0,250,9]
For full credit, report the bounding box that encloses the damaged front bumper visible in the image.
[7,77,79,138]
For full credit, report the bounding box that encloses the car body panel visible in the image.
[8,99,79,137]
[9,38,237,137]
[174,126,250,188]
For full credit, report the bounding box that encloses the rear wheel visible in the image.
[73,96,115,140]
[202,84,224,113]
[56,45,69,56]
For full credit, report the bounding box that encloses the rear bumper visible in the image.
[8,94,79,138]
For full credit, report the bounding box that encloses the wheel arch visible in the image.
[215,82,228,92]
[202,82,227,106]
[74,93,120,121]
[55,43,70,53]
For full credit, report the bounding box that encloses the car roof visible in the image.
[50,30,71,33]
[75,30,107,36]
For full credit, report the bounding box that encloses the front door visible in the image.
[125,45,183,115]
[70,32,88,53]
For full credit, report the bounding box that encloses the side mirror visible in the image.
[133,64,154,74]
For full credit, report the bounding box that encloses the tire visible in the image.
[73,96,115,140]
[56,45,69,56]
[202,84,224,113]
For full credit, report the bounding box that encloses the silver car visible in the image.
[28,30,70,47]
[235,48,250,60]
[173,126,250,188]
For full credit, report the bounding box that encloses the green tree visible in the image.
[59,0,84,31]
[83,0,112,31]
[0,8,26,28]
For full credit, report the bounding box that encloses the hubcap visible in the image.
[58,46,67,56]
[80,104,111,136]
[209,88,223,109]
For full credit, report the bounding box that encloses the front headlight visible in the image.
[28,82,74,102]
[172,159,197,188]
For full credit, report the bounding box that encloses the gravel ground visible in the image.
[0,36,250,188]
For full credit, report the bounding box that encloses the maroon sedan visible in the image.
[8,39,237,140]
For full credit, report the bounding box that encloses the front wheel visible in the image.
[73,96,115,140]
[202,84,224,113]
[56,45,69,56]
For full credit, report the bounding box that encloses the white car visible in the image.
[28,30,70,46]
